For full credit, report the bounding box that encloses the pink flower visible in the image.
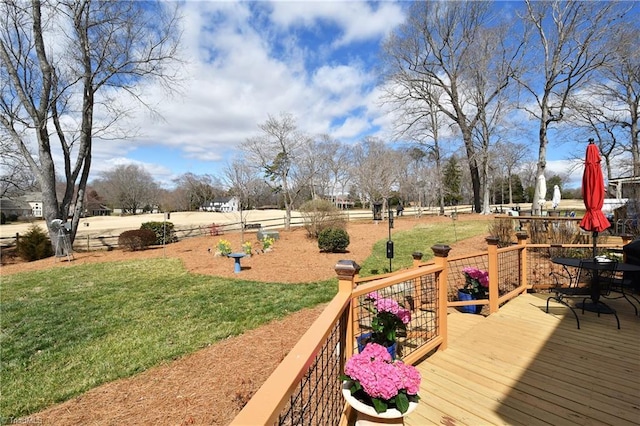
[366,291,380,301]
[397,308,411,324]
[375,297,400,315]
[344,343,421,408]
[462,267,489,287]
[396,361,421,395]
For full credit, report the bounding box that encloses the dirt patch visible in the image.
[8,215,492,425]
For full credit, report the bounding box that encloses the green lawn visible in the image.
[359,218,490,276]
[0,218,490,419]
[0,259,335,418]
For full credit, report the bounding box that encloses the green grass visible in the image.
[358,219,490,276]
[1,218,490,419]
[0,259,335,419]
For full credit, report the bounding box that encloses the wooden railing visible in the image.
[231,235,633,425]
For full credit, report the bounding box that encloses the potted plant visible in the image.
[458,266,489,314]
[341,343,421,418]
[357,291,411,359]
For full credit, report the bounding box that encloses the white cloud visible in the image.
[269,1,405,45]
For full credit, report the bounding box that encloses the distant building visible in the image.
[201,197,239,212]
[85,201,112,216]
[0,192,43,218]
[0,198,32,218]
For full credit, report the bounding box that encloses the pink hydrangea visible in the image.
[360,361,402,400]
[462,266,489,287]
[375,297,400,315]
[396,361,421,395]
[396,307,411,324]
[344,343,421,402]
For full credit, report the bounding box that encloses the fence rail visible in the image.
[0,207,464,251]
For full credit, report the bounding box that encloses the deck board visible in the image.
[405,293,640,426]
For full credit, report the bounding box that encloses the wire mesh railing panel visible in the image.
[526,245,605,289]
[446,254,489,301]
[277,316,344,426]
[497,250,521,294]
[353,273,439,360]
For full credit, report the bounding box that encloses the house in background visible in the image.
[0,192,43,219]
[201,197,239,213]
[0,198,33,219]
[22,192,44,218]
[85,200,112,216]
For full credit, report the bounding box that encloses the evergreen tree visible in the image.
[442,157,463,206]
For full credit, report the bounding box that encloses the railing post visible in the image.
[516,232,529,290]
[411,251,423,268]
[412,252,424,313]
[486,237,500,314]
[431,244,450,350]
[335,260,361,363]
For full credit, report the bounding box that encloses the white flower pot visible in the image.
[341,381,418,419]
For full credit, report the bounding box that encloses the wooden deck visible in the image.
[405,293,640,426]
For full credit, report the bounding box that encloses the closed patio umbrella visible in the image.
[536,174,546,214]
[580,139,610,258]
[552,185,561,210]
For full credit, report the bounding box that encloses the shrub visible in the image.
[17,225,54,261]
[118,229,157,251]
[488,218,514,248]
[140,221,177,245]
[299,199,346,238]
[318,228,350,252]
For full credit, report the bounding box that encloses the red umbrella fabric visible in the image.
[580,141,610,256]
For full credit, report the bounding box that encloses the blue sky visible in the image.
[90,0,599,189]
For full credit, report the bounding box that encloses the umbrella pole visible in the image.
[592,231,598,258]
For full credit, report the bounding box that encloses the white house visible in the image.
[201,197,239,213]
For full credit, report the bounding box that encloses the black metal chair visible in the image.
[546,259,592,329]
[602,269,640,316]
[578,261,620,329]
[547,260,620,329]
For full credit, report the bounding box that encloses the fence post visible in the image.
[486,237,500,314]
[516,231,529,290]
[335,260,361,362]
[431,244,450,350]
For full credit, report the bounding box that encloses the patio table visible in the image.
[551,257,640,318]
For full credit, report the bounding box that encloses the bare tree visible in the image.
[222,159,262,242]
[382,1,519,213]
[243,113,311,230]
[0,0,181,243]
[93,164,159,214]
[494,141,531,205]
[0,136,38,198]
[593,17,640,176]
[296,134,335,200]
[518,0,622,212]
[351,137,401,212]
[323,140,353,207]
[172,173,222,211]
[385,80,447,215]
